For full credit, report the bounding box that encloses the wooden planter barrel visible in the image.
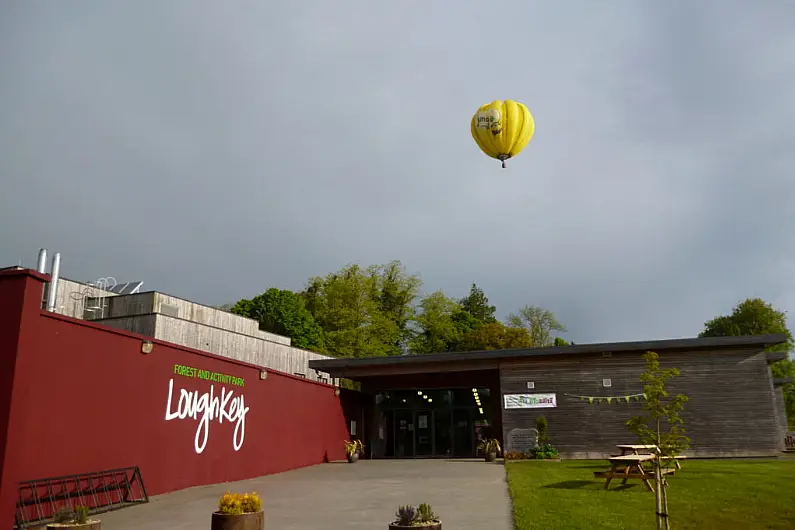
[485,452,497,462]
[211,511,264,530]
[389,522,441,530]
[46,521,101,530]
[347,453,359,463]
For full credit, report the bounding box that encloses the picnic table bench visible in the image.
[615,444,688,470]
[594,454,675,491]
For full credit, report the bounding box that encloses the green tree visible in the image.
[457,322,532,351]
[627,351,690,530]
[699,297,795,428]
[301,261,421,357]
[371,260,422,351]
[458,283,498,324]
[507,305,567,347]
[410,291,461,354]
[553,337,569,346]
[230,289,325,351]
[699,297,793,351]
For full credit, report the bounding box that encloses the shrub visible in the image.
[534,444,559,460]
[74,506,89,524]
[504,451,529,461]
[218,491,262,515]
[477,438,502,456]
[418,503,436,523]
[536,416,549,445]
[395,505,418,526]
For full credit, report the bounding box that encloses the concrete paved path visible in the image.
[97,459,514,529]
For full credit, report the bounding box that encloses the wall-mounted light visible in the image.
[140,340,153,354]
[526,381,535,389]
[334,387,341,396]
[259,370,268,380]
[602,378,612,388]
[417,390,423,395]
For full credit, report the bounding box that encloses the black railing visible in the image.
[786,433,795,451]
[15,466,148,528]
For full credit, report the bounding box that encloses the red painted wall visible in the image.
[0,271,352,528]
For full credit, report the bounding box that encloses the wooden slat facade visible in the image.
[500,348,783,458]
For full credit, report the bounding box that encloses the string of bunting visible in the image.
[563,392,647,405]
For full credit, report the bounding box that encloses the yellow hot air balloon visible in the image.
[471,100,535,168]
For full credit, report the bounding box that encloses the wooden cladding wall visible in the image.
[153,314,333,382]
[46,278,118,319]
[500,348,781,458]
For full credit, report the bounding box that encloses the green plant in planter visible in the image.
[396,505,417,526]
[477,438,502,461]
[48,505,99,528]
[389,504,441,528]
[418,504,436,523]
[344,440,364,462]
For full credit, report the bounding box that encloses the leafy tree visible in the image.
[699,298,793,352]
[457,283,497,324]
[301,261,421,357]
[699,298,795,428]
[410,291,461,354]
[230,289,324,351]
[627,351,690,530]
[553,337,569,346]
[457,322,532,351]
[371,260,422,351]
[507,305,567,347]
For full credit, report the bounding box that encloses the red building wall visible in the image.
[0,270,352,528]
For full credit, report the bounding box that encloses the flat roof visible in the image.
[308,334,788,377]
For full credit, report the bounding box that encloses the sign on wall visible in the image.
[503,393,557,409]
[164,363,251,455]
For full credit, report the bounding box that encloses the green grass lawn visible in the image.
[506,459,795,530]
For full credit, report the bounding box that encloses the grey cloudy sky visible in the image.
[2,1,795,344]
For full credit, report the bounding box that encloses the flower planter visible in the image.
[46,522,101,530]
[389,522,442,529]
[484,452,497,462]
[347,452,359,463]
[211,511,264,530]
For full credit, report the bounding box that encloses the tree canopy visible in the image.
[699,297,794,428]
[229,288,324,351]
[225,261,568,358]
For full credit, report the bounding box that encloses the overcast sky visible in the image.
[2,1,794,344]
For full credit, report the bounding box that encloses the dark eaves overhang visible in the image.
[309,333,788,378]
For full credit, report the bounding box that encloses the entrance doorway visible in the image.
[376,388,494,458]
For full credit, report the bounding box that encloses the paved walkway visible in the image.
[97,459,514,529]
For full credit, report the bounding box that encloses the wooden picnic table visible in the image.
[616,444,658,456]
[594,454,674,491]
[615,444,687,470]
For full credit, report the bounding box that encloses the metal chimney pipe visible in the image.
[46,252,61,312]
[36,249,48,273]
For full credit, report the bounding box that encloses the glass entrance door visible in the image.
[414,410,434,457]
[394,409,414,458]
[452,407,474,457]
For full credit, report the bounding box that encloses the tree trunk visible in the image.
[655,421,664,530]
[662,475,671,530]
